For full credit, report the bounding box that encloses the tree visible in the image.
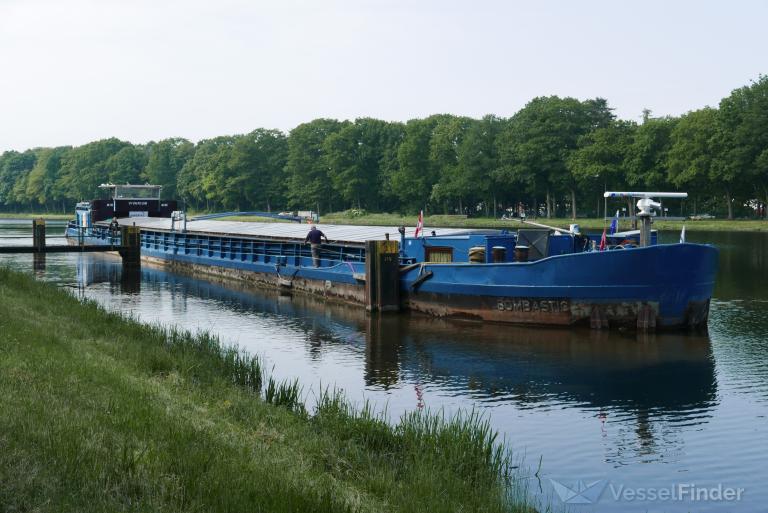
[719,75,768,217]
[388,115,452,213]
[569,120,636,217]
[624,116,677,191]
[284,119,347,213]
[144,138,195,199]
[428,116,473,214]
[324,119,404,211]
[106,145,147,184]
[26,146,71,211]
[668,108,738,218]
[0,150,37,211]
[498,96,613,218]
[228,129,288,211]
[456,115,504,216]
[58,138,134,201]
[177,136,237,211]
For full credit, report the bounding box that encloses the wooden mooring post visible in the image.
[118,226,141,269]
[364,240,400,312]
[32,218,46,250]
[32,218,46,270]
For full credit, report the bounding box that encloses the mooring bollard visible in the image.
[119,226,141,269]
[365,240,400,312]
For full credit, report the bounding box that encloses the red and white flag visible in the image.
[414,210,424,238]
[599,228,607,251]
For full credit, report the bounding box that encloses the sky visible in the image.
[0,0,766,152]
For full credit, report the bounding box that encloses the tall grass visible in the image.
[0,267,537,512]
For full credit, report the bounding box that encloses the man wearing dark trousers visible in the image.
[304,225,328,267]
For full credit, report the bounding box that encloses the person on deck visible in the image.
[109,217,120,240]
[304,225,328,267]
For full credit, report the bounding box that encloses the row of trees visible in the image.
[2,77,767,219]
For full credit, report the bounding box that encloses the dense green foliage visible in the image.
[0,267,532,512]
[2,76,768,219]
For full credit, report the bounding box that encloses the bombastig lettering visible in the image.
[497,298,569,313]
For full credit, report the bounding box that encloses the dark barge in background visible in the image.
[67,185,719,331]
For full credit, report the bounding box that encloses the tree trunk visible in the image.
[546,189,551,219]
[725,190,733,220]
[763,187,768,219]
[570,189,577,220]
[627,198,636,229]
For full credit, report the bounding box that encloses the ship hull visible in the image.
[66,225,718,330]
[401,243,718,328]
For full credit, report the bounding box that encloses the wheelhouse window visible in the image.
[425,246,453,263]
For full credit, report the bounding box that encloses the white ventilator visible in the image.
[636,197,662,216]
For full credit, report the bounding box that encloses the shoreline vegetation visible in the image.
[0,267,534,513]
[0,213,71,220]
[213,212,768,233]
[2,212,767,232]
[319,213,768,233]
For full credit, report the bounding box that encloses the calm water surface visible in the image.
[1,220,766,512]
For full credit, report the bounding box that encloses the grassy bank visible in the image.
[0,267,532,513]
[318,212,768,232]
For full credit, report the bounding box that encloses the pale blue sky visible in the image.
[1,0,765,151]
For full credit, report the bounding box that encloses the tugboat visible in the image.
[66,188,719,331]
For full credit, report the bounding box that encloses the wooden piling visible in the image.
[119,226,141,269]
[32,219,46,251]
[365,240,400,312]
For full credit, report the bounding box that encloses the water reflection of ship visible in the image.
[133,264,716,412]
[363,314,717,464]
[85,260,718,461]
[75,254,141,295]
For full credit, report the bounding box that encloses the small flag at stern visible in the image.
[414,210,424,238]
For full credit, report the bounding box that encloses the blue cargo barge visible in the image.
[66,185,719,330]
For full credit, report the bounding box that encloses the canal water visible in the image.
[1,219,766,512]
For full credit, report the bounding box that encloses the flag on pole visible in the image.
[680,225,686,243]
[599,228,607,251]
[609,210,619,235]
[414,210,424,238]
